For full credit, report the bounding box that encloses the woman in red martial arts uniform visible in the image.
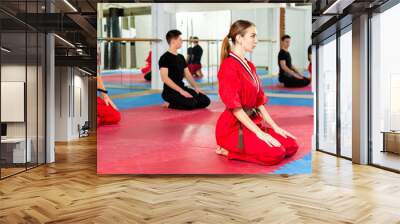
[141,51,152,81]
[215,20,299,165]
[96,44,120,125]
[97,75,121,125]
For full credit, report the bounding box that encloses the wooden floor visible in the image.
[1,167,26,177]
[372,150,400,171]
[1,135,400,224]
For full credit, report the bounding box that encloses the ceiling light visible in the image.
[63,0,78,12]
[78,67,93,76]
[54,34,75,48]
[322,0,353,15]
[1,47,11,53]
[323,0,341,14]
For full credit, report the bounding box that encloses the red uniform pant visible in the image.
[188,64,202,74]
[227,127,298,166]
[97,96,121,125]
[141,64,151,75]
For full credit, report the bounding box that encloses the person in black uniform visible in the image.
[278,35,310,88]
[186,36,194,63]
[187,36,204,78]
[159,30,210,110]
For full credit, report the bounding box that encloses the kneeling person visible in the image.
[187,36,204,78]
[159,30,210,110]
[278,35,310,88]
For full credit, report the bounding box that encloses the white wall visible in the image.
[175,7,280,72]
[1,65,28,138]
[177,10,230,40]
[72,74,89,138]
[1,63,46,164]
[55,66,70,141]
[285,7,312,71]
[152,3,177,89]
[1,65,25,124]
[55,67,89,141]
[135,14,152,68]
[1,64,26,142]
[1,82,24,122]
[1,65,26,81]
[148,3,308,89]
[176,10,230,67]
[231,8,280,72]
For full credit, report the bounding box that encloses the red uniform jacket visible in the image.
[215,51,267,153]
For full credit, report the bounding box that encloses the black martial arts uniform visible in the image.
[158,51,210,110]
[278,49,310,88]
[188,45,203,65]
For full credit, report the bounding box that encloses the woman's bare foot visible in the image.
[215,146,228,156]
[196,71,204,78]
[161,102,169,108]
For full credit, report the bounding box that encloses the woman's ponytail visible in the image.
[220,20,255,64]
[220,36,231,63]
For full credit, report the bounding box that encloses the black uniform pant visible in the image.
[144,72,151,81]
[279,73,311,88]
[162,86,210,110]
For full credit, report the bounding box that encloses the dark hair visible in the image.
[221,20,255,62]
[308,45,312,55]
[192,36,199,44]
[166,29,182,44]
[281,35,291,41]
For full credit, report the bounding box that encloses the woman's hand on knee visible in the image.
[273,126,296,139]
[256,131,281,147]
[103,94,118,111]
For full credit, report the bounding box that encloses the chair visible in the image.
[78,121,90,138]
